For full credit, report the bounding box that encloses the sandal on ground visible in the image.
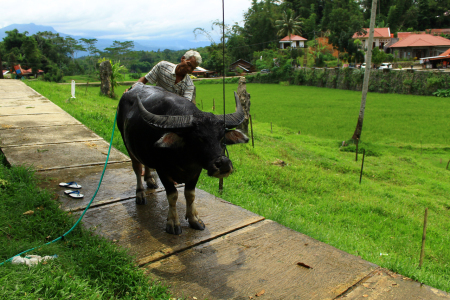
[59,181,82,189]
[64,190,84,199]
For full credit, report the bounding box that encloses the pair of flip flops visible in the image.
[59,182,84,199]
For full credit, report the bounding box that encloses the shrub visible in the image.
[43,64,63,83]
[130,73,141,79]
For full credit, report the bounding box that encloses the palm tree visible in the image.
[275,9,303,49]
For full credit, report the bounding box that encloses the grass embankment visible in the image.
[0,160,170,299]
[25,80,450,292]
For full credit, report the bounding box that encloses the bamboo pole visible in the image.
[250,114,254,148]
[359,149,365,184]
[419,208,428,268]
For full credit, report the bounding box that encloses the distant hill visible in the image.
[0,23,209,55]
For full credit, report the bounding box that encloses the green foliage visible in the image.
[43,64,63,83]
[432,89,450,97]
[426,76,443,89]
[130,72,142,79]
[275,9,303,41]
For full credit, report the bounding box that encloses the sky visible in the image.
[1,0,253,43]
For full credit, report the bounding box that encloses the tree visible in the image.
[275,9,303,48]
[371,47,386,68]
[65,37,85,62]
[243,0,281,52]
[79,38,99,72]
[351,0,377,143]
[327,0,364,56]
[103,40,134,62]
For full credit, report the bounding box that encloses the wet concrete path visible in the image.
[1,80,449,299]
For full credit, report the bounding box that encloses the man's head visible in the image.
[177,50,202,75]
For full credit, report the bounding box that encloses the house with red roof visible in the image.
[279,35,307,49]
[352,27,392,51]
[389,34,450,59]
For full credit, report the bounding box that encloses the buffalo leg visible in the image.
[130,154,146,205]
[159,175,182,235]
[185,174,205,230]
[144,166,158,189]
[184,189,205,230]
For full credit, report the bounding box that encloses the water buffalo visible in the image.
[117,83,249,234]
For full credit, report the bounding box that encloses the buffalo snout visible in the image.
[208,156,233,178]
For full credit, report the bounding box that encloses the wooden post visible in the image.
[359,149,365,184]
[85,79,89,95]
[219,178,223,192]
[250,114,254,148]
[355,138,359,162]
[419,207,428,268]
[213,98,215,111]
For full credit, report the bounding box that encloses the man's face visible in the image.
[178,56,198,75]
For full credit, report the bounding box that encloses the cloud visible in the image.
[1,0,251,42]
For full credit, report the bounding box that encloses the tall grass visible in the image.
[25,80,450,292]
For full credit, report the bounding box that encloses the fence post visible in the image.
[419,208,428,268]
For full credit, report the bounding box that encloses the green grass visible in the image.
[25,80,450,292]
[0,158,171,299]
[197,83,450,145]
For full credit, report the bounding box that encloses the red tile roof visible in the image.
[352,27,390,39]
[279,35,307,41]
[430,47,450,60]
[390,34,450,47]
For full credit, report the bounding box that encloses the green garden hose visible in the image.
[0,110,118,266]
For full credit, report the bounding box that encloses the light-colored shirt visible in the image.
[144,61,195,101]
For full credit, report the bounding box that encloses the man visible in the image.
[126,50,202,103]
[125,50,202,183]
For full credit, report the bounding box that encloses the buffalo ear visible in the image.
[224,129,249,145]
[154,132,185,148]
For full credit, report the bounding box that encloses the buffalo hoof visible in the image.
[189,219,205,231]
[146,177,158,189]
[166,223,182,235]
[135,195,147,205]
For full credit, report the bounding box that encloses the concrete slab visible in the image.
[37,162,170,211]
[79,188,265,265]
[0,125,102,147]
[0,97,51,107]
[2,140,129,170]
[144,219,377,300]
[0,113,81,129]
[337,268,450,300]
[0,104,64,116]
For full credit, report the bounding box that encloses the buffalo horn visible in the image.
[137,95,194,129]
[215,92,246,128]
